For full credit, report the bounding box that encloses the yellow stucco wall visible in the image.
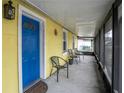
[68,32,73,49]
[75,36,78,48]
[2,0,78,93]
[45,19,64,77]
[2,0,18,93]
[68,33,78,49]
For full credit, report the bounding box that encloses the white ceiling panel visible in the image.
[26,0,114,37]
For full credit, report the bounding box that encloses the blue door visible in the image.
[22,15,40,88]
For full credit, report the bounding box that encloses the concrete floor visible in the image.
[44,55,107,93]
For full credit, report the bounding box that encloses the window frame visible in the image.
[62,29,68,52]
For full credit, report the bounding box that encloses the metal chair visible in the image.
[50,56,69,82]
[74,48,84,61]
[68,49,80,64]
[73,48,81,62]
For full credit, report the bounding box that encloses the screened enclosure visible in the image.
[94,16,113,84]
[94,1,122,92]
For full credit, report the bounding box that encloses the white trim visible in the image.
[18,6,23,93]
[63,28,68,51]
[44,23,47,79]
[18,5,46,93]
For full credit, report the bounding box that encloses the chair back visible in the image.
[50,56,60,67]
[68,49,73,56]
[74,48,78,53]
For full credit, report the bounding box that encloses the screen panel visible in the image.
[100,28,104,67]
[95,32,100,58]
[113,3,122,93]
[104,16,113,83]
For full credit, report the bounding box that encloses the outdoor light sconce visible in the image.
[4,0,15,20]
[54,29,58,36]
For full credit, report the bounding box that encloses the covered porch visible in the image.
[2,0,122,93]
[45,55,107,93]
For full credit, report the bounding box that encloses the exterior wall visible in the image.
[68,33,78,49]
[75,36,78,48]
[2,0,18,93]
[45,19,64,77]
[2,0,78,93]
[68,32,73,49]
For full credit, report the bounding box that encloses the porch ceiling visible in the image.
[26,0,114,37]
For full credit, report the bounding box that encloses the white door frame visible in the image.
[18,5,46,93]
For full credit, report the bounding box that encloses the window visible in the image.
[104,16,112,84]
[63,29,68,51]
[95,33,100,57]
[100,28,104,66]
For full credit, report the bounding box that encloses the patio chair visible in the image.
[74,48,84,60]
[68,49,80,64]
[50,56,69,82]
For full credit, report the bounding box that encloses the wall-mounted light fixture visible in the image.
[4,0,15,20]
[54,29,58,36]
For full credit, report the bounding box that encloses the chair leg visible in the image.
[76,58,78,64]
[79,56,80,63]
[50,68,53,76]
[57,68,59,82]
[73,58,77,64]
[72,58,74,64]
[67,63,69,78]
